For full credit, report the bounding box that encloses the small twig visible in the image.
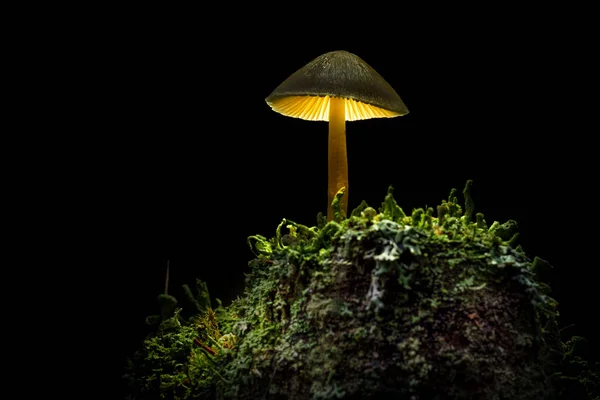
[193,338,217,355]
[559,323,575,333]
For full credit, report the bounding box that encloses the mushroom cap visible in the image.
[265,50,408,121]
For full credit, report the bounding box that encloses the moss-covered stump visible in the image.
[125,182,598,399]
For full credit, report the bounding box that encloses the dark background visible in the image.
[98,14,596,398]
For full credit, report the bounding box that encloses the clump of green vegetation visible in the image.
[125,181,599,399]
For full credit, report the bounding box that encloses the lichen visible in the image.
[125,181,599,399]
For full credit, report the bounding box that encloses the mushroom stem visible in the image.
[327,96,348,221]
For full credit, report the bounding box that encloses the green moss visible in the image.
[125,181,599,399]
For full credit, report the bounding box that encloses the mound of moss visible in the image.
[125,182,598,399]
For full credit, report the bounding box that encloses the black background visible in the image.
[95,12,597,398]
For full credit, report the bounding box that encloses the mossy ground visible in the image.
[125,182,599,399]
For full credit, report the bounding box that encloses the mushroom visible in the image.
[265,50,408,221]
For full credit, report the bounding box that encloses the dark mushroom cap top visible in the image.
[265,50,408,121]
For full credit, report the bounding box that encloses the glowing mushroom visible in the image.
[265,50,408,221]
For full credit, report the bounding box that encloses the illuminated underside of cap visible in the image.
[266,95,402,122]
